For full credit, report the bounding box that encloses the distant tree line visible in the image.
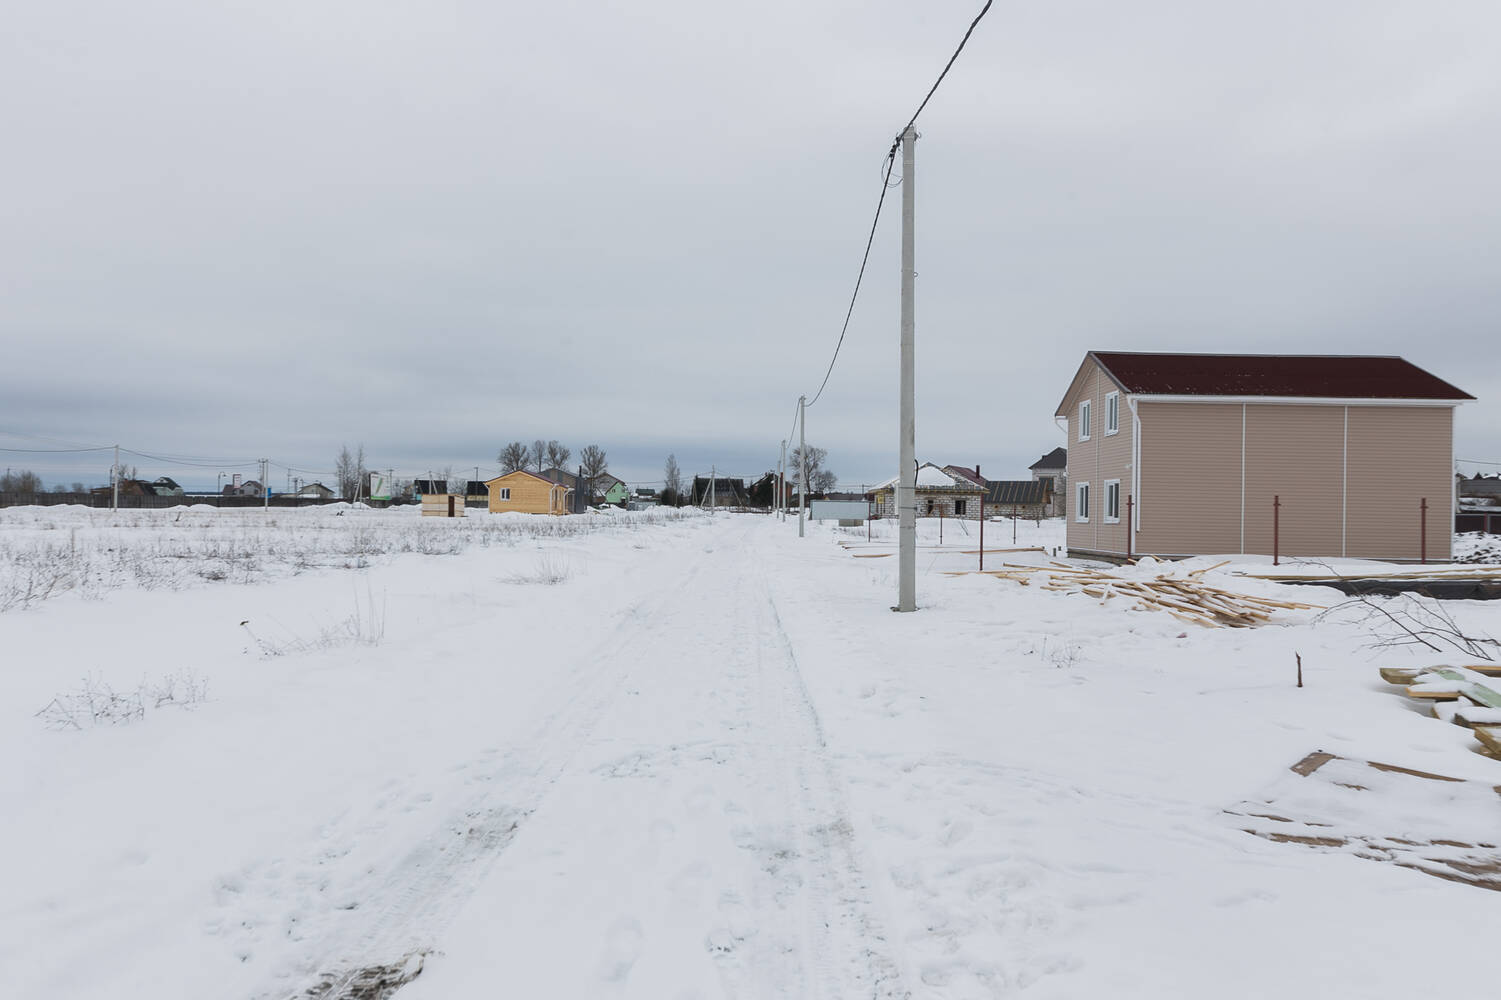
[0,470,89,493]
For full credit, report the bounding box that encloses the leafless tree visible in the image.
[0,469,44,492]
[529,439,547,472]
[335,444,367,500]
[580,444,608,498]
[546,440,571,471]
[498,442,529,474]
[788,445,835,495]
[71,481,85,493]
[663,454,682,499]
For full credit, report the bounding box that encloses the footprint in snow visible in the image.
[596,916,645,982]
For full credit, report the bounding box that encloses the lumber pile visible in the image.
[1380,665,1501,760]
[953,560,1323,628]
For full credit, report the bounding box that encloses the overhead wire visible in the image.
[805,149,899,409]
[795,0,994,413]
[898,0,993,138]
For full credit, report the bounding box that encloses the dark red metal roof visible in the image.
[1090,352,1473,400]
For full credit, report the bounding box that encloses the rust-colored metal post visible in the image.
[1273,494,1281,566]
[940,507,944,545]
[1126,495,1134,560]
[1420,497,1428,564]
[1013,505,1018,544]
[977,463,983,571]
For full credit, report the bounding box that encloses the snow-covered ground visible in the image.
[3,506,1500,999]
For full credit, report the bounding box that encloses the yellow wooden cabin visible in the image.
[485,470,573,515]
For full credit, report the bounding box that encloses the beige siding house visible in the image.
[1055,352,1472,562]
[485,470,572,515]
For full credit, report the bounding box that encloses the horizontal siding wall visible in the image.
[1243,404,1344,558]
[1346,406,1452,560]
[1064,362,1100,553]
[1136,402,1241,555]
[1064,359,1133,554]
[488,475,555,514]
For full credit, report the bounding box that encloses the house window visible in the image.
[1106,392,1119,435]
[1105,480,1120,523]
[925,498,934,515]
[1079,400,1091,441]
[955,499,966,516]
[1076,482,1090,522]
[498,488,511,501]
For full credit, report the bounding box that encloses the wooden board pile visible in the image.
[950,560,1323,628]
[1226,752,1501,892]
[1380,664,1501,760]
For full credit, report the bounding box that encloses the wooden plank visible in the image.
[1473,726,1501,756]
[1420,668,1501,710]
[1404,688,1461,701]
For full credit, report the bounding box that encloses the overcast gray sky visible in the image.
[3,0,1498,490]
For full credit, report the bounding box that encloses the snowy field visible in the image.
[4,505,1500,999]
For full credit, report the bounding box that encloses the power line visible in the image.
[0,427,109,450]
[796,0,994,412]
[120,448,260,470]
[899,0,994,137]
[0,445,111,454]
[806,150,899,409]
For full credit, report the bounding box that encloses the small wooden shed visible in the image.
[420,494,466,517]
[485,470,572,515]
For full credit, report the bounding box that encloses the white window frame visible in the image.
[1104,479,1120,523]
[498,487,511,501]
[1076,482,1090,522]
[1105,392,1119,435]
[1078,399,1092,441]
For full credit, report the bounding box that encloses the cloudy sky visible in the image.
[4,0,1498,491]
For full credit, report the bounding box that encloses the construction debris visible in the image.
[949,561,1323,628]
[1227,752,1501,892]
[1380,666,1501,759]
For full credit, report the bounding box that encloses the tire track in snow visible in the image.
[261,544,716,1000]
[709,557,908,999]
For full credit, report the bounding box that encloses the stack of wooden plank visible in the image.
[1380,664,1501,759]
[950,561,1323,628]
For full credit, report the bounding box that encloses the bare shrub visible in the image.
[36,671,208,730]
[1042,636,1081,670]
[503,552,573,586]
[1319,591,1500,661]
[241,585,387,657]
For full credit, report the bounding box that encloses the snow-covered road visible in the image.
[5,507,1500,999]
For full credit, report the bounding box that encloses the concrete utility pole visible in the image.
[798,395,807,538]
[897,125,917,612]
[710,465,716,510]
[262,459,270,511]
[780,439,787,521]
[112,444,119,511]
